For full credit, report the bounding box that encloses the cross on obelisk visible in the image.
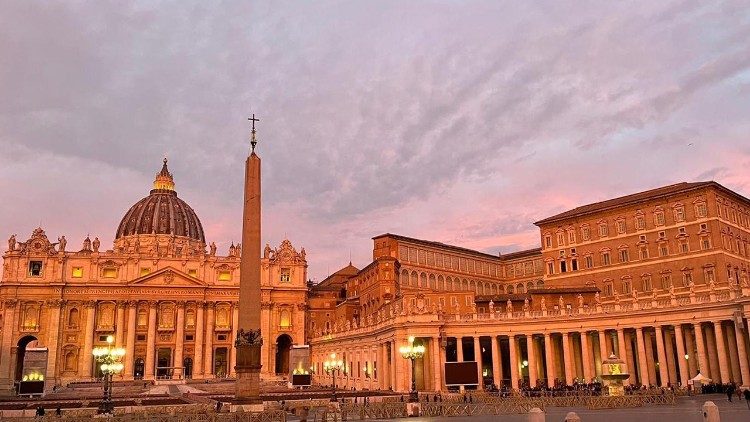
[235,114,263,408]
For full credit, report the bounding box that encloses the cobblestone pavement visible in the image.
[360,395,750,422]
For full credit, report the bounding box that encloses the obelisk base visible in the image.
[232,344,263,411]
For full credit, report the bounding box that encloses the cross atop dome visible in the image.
[153,157,175,191]
[248,114,260,153]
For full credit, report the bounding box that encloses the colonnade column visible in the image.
[562,332,573,385]
[229,303,239,377]
[115,302,125,348]
[544,333,555,387]
[173,302,185,379]
[390,340,397,391]
[490,336,500,388]
[694,323,709,377]
[193,302,205,378]
[580,331,593,382]
[526,334,537,387]
[598,330,608,362]
[616,328,629,385]
[635,327,649,386]
[673,324,689,384]
[713,321,730,383]
[44,299,63,388]
[0,300,18,386]
[654,326,668,387]
[80,301,97,378]
[431,337,441,391]
[456,337,464,392]
[509,335,519,390]
[664,329,677,384]
[124,301,137,379]
[145,301,157,380]
[474,336,483,388]
[203,302,215,377]
[644,331,657,384]
[734,324,750,386]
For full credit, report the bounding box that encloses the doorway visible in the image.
[275,335,293,375]
[156,348,172,379]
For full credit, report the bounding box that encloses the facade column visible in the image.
[115,302,125,348]
[598,330,608,372]
[562,332,573,385]
[173,302,185,379]
[44,299,63,389]
[526,334,537,387]
[713,321,730,383]
[124,301,137,379]
[644,331,657,384]
[473,336,483,388]
[734,324,750,386]
[431,337,441,391]
[390,340,397,391]
[635,327,650,386]
[725,326,741,383]
[490,336,500,389]
[203,302,215,377]
[654,326,669,387]
[193,302,205,378]
[580,331,593,382]
[0,300,19,388]
[456,337,464,392]
[230,303,239,377]
[145,301,157,380]
[544,333,555,387]
[80,301,97,378]
[693,322,709,377]
[673,324,689,385]
[616,328,630,385]
[439,339,447,391]
[509,335,520,390]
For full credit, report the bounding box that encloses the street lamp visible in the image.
[323,353,344,402]
[92,335,126,414]
[399,336,425,403]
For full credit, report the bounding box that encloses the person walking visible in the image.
[744,388,750,410]
[727,384,734,402]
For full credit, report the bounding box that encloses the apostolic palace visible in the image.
[2,159,750,397]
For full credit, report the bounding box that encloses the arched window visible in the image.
[507,285,514,294]
[279,309,291,328]
[68,308,79,328]
[410,272,418,287]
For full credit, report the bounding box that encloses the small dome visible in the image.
[115,159,205,243]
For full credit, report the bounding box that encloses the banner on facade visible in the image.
[444,361,479,386]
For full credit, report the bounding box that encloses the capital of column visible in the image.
[45,298,66,307]
[127,300,139,308]
[84,300,97,309]
[712,320,725,326]
[3,298,18,308]
[147,300,158,308]
[176,300,186,308]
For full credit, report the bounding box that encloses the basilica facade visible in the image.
[0,160,307,394]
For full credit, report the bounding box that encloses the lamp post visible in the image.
[323,353,344,402]
[399,336,425,402]
[92,335,126,414]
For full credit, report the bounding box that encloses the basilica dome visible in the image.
[115,159,206,243]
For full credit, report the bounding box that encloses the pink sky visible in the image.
[1,2,749,281]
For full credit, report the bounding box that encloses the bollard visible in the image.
[702,401,720,422]
[528,407,545,422]
[565,412,581,422]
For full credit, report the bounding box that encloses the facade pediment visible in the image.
[128,267,207,287]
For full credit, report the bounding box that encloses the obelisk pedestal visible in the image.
[233,118,264,411]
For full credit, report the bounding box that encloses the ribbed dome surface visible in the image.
[115,160,205,243]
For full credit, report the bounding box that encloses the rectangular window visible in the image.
[621,281,631,294]
[560,261,567,273]
[602,252,611,266]
[642,277,652,292]
[557,233,565,246]
[582,226,590,240]
[639,235,646,242]
[678,227,686,235]
[102,268,117,278]
[585,255,593,269]
[71,266,83,278]
[28,261,43,277]
[636,216,645,230]
[683,272,693,287]
[544,235,552,248]
[655,212,665,226]
[571,259,578,271]
[280,268,291,282]
[659,244,668,257]
[699,223,707,231]
[188,269,198,277]
[547,262,554,275]
[567,231,576,243]
[218,270,232,281]
[618,249,629,263]
[599,224,608,237]
[617,220,626,234]
[705,268,715,283]
[658,231,666,239]
[696,203,707,218]
[140,267,151,277]
[639,246,649,260]
[680,240,689,253]
[661,274,672,289]
[603,283,613,296]
[701,237,711,250]
[674,207,685,222]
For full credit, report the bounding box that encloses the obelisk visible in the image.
[234,114,263,408]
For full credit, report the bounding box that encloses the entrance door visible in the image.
[214,348,228,378]
[275,335,292,375]
[157,348,172,378]
[134,358,145,379]
[183,358,193,379]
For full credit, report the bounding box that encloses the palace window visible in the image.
[659,243,669,257]
[699,223,708,232]
[602,252,611,266]
[696,202,707,218]
[567,230,576,244]
[599,223,608,237]
[546,261,554,275]
[616,219,626,234]
[544,234,552,248]
[682,272,693,287]
[28,261,43,277]
[557,232,565,246]
[701,236,711,250]
[638,246,649,260]
[658,230,666,240]
[280,268,291,283]
[584,255,593,269]
[71,266,83,278]
[581,225,590,241]
[704,268,715,284]
[674,206,685,222]
[642,276,653,292]
[571,259,578,271]
[680,240,689,253]
[618,249,629,263]
[560,260,567,273]
[655,211,665,226]
[660,274,672,289]
[603,282,614,297]
[636,216,646,230]
[621,280,632,294]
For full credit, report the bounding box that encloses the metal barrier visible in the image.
[0,410,287,422]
